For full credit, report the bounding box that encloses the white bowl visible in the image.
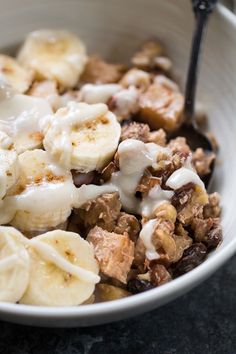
[0,0,236,327]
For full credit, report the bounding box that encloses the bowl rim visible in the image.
[0,3,236,322]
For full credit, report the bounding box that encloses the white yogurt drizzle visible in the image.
[140,219,159,260]
[166,155,205,190]
[80,84,122,104]
[140,185,174,217]
[30,239,100,284]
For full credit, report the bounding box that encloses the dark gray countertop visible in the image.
[0,254,235,354]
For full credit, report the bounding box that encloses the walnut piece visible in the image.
[80,56,125,84]
[87,226,134,283]
[119,68,151,91]
[121,122,150,142]
[192,148,215,176]
[114,212,141,242]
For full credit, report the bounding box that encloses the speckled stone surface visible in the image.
[0,255,235,354]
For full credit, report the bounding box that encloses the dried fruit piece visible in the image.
[191,217,222,249]
[172,243,207,276]
[127,278,155,294]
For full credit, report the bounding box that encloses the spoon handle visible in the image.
[184,0,218,125]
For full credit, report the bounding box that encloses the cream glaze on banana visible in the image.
[41,102,117,169]
[0,83,52,153]
[80,83,122,104]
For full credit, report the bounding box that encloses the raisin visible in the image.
[150,264,172,286]
[172,243,207,277]
[206,224,222,249]
[127,279,155,294]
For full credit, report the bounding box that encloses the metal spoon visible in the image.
[170,0,218,188]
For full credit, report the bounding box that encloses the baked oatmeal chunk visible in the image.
[80,56,125,84]
[87,226,134,283]
[74,192,121,232]
[120,122,150,142]
[138,82,184,131]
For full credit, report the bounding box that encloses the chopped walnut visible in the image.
[176,185,209,225]
[192,148,215,176]
[148,128,167,146]
[108,86,139,121]
[172,234,193,262]
[80,56,125,84]
[74,192,121,232]
[100,161,118,183]
[150,264,172,286]
[138,83,184,132]
[114,212,141,242]
[87,226,134,283]
[191,217,222,249]
[119,68,151,91]
[121,122,150,142]
[131,41,164,70]
[203,192,221,218]
[168,137,191,157]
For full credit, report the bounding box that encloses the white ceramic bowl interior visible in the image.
[0,0,236,327]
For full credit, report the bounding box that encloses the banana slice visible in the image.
[0,54,33,93]
[5,149,78,235]
[42,102,121,172]
[0,131,19,199]
[17,29,88,90]
[0,226,30,303]
[0,83,53,153]
[20,230,100,306]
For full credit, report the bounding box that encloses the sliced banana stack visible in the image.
[5,149,78,235]
[0,226,30,303]
[0,131,19,200]
[42,102,121,172]
[0,54,33,93]
[0,82,53,153]
[17,29,88,90]
[20,230,100,306]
